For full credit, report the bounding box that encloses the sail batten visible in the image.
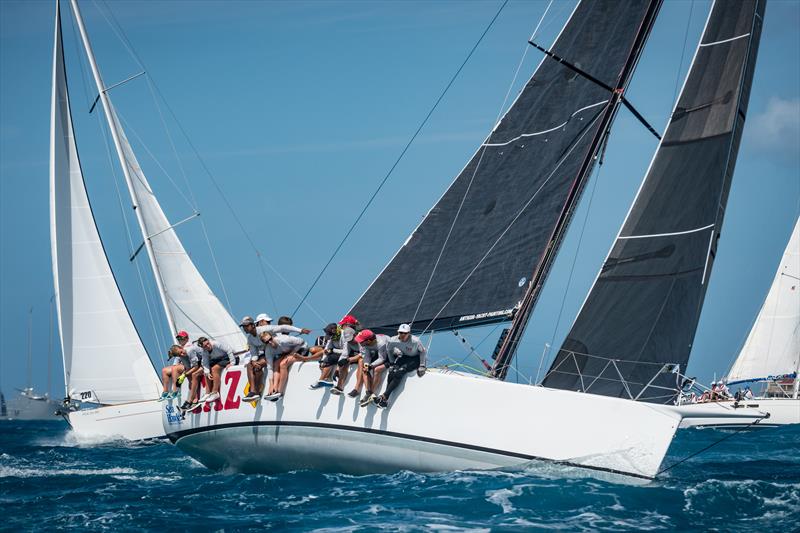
[543,0,767,403]
[350,0,661,335]
[50,1,160,404]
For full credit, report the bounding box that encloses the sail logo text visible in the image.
[458,309,514,322]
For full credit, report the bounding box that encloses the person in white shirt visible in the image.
[374,324,427,409]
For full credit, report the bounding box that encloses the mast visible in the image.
[26,307,33,391]
[490,0,663,380]
[67,0,177,336]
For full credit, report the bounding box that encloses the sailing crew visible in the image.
[165,343,204,412]
[260,331,311,401]
[352,329,389,407]
[329,315,361,396]
[310,323,344,389]
[257,314,312,337]
[160,348,184,401]
[373,324,427,409]
[240,316,269,402]
[198,337,236,404]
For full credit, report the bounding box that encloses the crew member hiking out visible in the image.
[198,337,236,404]
[260,331,311,401]
[353,329,389,407]
[374,324,426,409]
[310,323,343,389]
[330,315,361,396]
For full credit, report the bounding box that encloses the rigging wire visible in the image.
[411,0,554,325]
[291,0,511,318]
[539,159,606,381]
[656,416,764,476]
[672,0,695,105]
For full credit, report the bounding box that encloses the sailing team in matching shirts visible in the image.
[159,313,427,413]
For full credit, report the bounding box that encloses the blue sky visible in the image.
[1,0,798,397]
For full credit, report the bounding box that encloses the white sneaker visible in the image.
[203,392,220,403]
[263,392,281,401]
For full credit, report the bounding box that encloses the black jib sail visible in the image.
[350,0,661,335]
[542,0,766,403]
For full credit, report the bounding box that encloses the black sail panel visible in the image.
[350,0,656,334]
[543,0,765,403]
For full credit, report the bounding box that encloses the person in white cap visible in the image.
[374,324,427,409]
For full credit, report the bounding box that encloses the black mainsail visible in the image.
[350,0,661,341]
[542,0,765,403]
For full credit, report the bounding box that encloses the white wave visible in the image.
[277,495,318,508]
[0,465,137,478]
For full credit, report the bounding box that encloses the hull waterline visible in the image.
[678,398,796,428]
[67,399,166,440]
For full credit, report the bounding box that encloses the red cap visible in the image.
[355,329,375,343]
[175,330,189,339]
[338,314,358,326]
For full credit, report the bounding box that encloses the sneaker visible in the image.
[170,390,181,400]
[321,379,335,387]
[158,391,169,402]
[188,401,201,411]
[330,386,343,396]
[347,389,360,398]
[360,393,374,408]
[263,392,281,401]
[203,392,220,404]
[269,393,283,402]
[179,401,191,412]
[242,392,260,401]
[309,382,324,390]
[375,396,388,409]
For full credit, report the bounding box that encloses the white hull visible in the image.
[160,362,761,481]
[679,398,798,428]
[67,399,166,440]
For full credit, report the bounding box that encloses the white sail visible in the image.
[105,104,246,350]
[727,217,800,384]
[50,6,159,404]
[65,0,245,352]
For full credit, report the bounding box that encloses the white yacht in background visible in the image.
[680,217,799,428]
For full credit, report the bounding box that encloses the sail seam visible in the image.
[483,100,608,147]
[699,33,750,47]
[618,223,714,240]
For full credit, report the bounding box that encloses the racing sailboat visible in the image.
[679,217,799,428]
[51,0,244,440]
[163,0,767,481]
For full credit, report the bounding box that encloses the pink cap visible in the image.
[355,329,375,343]
[175,330,189,339]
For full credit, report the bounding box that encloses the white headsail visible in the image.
[50,4,160,404]
[68,0,245,351]
[727,217,800,384]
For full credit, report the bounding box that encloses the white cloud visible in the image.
[749,96,800,159]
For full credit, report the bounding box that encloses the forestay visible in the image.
[727,217,800,385]
[543,0,766,403]
[351,0,658,334]
[50,4,160,404]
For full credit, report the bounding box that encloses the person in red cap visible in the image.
[328,315,361,395]
[349,329,389,406]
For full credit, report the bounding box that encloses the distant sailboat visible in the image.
[51,0,244,440]
[163,0,767,481]
[5,309,59,421]
[680,217,799,428]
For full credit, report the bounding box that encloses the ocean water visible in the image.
[0,420,798,531]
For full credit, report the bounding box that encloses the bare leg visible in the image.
[211,365,223,394]
[277,354,301,394]
[189,370,201,402]
[161,367,171,393]
[369,365,385,394]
